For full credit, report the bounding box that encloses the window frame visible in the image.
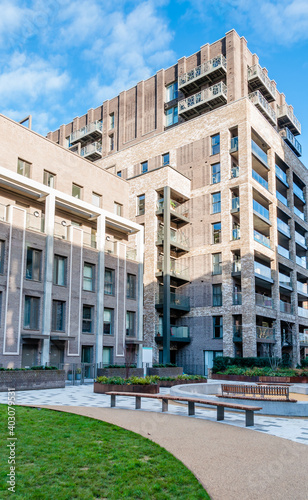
[211,134,220,155]
[213,316,223,339]
[141,161,148,174]
[137,194,145,216]
[72,183,82,199]
[212,284,222,307]
[211,163,221,184]
[110,113,115,129]
[92,192,101,208]
[212,253,222,275]
[211,192,221,214]
[114,202,122,216]
[126,311,136,337]
[83,263,95,292]
[127,273,136,299]
[0,240,5,274]
[43,170,56,188]
[103,308,114,335]
[162,153,170,166]
[26,247,42,281]
[82,305,94,334]
[109,134,114,151]
[165,106,178,127]
[17,158,31,178]
[104,268,115,296]
[24,296,40,330]
[52,300,66,332]
[166,81,178,102]
[53,255,67,287]
[212,222,221,244]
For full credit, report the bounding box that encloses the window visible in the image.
[117,171,122,177]
[165,106,178,127]
[24,296,40,330]
[110,113,115,129]
[213,284,222,307]
[137,194,145,216]
[72,183,82,199]
[0,240,4,274]
[17,158,31,177]
[26,248,42,281]
[103,347,113,365]
[162,153,170,166]
[0,291,2,324]
[213,316,223,338]
[126,311,136,337]
[65,136,71,148]
[127,273,136,299]
[166,82,178,102]
[53,255,67,286]
[211,163,220,184]
[212,222,221,244]
[104,268,115,295]
[141,161,148,174]
[110,134,114,151]
[83,263,95,291]
[52,300,66,332]
[211,134,220,155]
[114,202,122,216]
[43,170,55,188]
[82,305,94,333]
[92,192,101,207]
[212,192,221,214]
[104,308,113,335]
[212,253,222,275]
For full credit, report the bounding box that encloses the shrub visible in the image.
[301,358,308,368]
[152,363,177,368]
[212,357,281,373]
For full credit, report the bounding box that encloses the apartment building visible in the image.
[0,114,143,369]
[46,29,308,371]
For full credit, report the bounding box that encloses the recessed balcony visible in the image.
[277,218,290,238]
[299,332,308,347]
[178,55,227,93]
[178,82,227,119]
[255,293,273,308]
[297,281,308,296]
[298,306,308,319]
[256,326,275,343]
[156,228,189,253]
[155,291,190,313]
[155,326,190,343]
[248,64,276,102]
[156,259,190,284]
[254,261,273,283]
[248,90,277,126]
[280,301,293,314]
[156,199,189,225]
[295,231,307,249]
[233,291,242,305]
[280,128,302,157]
[233,326,242,342]
[293,184,305,204]
[296,255,307,269]
[70,120,103,145]
[275,165,288,187]
[253,199,270,224]
[254,230,271,249]
[80,142,102,161]
[277,104,301,136]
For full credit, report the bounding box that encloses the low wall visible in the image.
[158,379,207,387]
[97,368,143,378]
[212,374,308,383]
[0,370,66,392]
[148,367,183,377]
[94,383,159,394]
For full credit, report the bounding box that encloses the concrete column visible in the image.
[41,193,55,365]
[95,215,106,365]
[136,226,144,367]
[163,186,171,364]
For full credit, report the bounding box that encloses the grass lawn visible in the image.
[0,405,210,499]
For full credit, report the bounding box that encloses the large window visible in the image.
[212,192,221,214]
[72,183,82,199]
[211,134,220,155]
[211,163,221,184]
[0,240,5,274]
[52,300,66,332]
[212,253,222,275]
[26,248,42,281]
[104,268,115,295]
[141,161,148,174]
[127,274,136,299]
[212,284,222,307]
[213,316,223,338]
[165,106,178,127]
[53,255,67,286]
[137,194,145,216]
[83,263,95,291]
[82,305,94,333]
[166,82,178,102]
[17,158,31,177]
[24,296,40,330]
[126,311,136,337]
[104,308,114,335]
[212,222,221,244]
[43,170,55,188]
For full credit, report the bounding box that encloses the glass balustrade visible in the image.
[293,184,305,203]
[298,307,308,319]
[232,260,241,273]
[156,199,189,218]
[254,261,271,280]
[231,165,239,178]
[296,255,307,268]
[256,326,275,340]
[232,228,240,240]
[231,197,240,211]
[295,232,306,247]
[253,200,269,221]
[251,140,268,166]
[26,212,45,233]
[233,291,242,305]
[297,282,308,295]
[255,293,273,308]
[276,191,288,207]
[294,206,305,221]
[279,273,291,288]
[277,218,290,237]
[230,137,238,152]
[278,245,290,259]
[252,169,268,190]
[280,301,292,314]
[275,165,288,186]
[254,230,270,248]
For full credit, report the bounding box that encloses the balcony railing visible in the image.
[157,228,189,249]
[280,128,302,157]
[0,203,7,221]
[256,326,275,341]
[105,238,116,255]
[126,246,138,261]
[232,260,241,273]
[83,230,97,249]
[54,221,67,240]
[233,291,242,305]
[276,191,289,207]
[298,307,308,319]
[294,206,305,221]
[231,197,240,212]
[277,218,290,237]
[157,259,189,281]
[254,230,270,248]
[156,291,190,309]
[279,273,292,289]
[178,82,227,116]
[247,64,276,101]
[275,165,288,186]
[70,120,103,144]
[253,199,270,221]
[296,255,307,269]
[230,137,238,153]
[277,104,301,136]
[280,301,293,314]
[255,293,273,308]
[254,261,272,280]
[249,90,277,125]
[293,184,305,203]
[232,228,240,240]
[233,326,242,342]
[252,169,268,190]
[80,142,102,160]
[297,282,308,295]
[26,212,45,233]
[295,231,306,248]
[231,165,239,178]
[278,245,290,260]
[178,55,227,89]
[299,333,308,345]
[251,140,268,167]
[156,199,189,219]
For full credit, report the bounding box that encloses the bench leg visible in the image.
[188,401,195,416]
[135,396,141,409]
[217,406,224,421]
[111,394,116,408]
[245,410,254,427]
[162,398,168,412]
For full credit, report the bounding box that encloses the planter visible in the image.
[94,382,159,394]
[75,374,81,380]
[97,368,143,378]
[0,370,65,392]
[212,374,308,383]
[158,379,207,388]
[148,367,183,377]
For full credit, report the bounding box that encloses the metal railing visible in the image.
[254,230,270,248]
[299,333,308,344]
[255,293,273,308]
[275,164,288,186]
[233,326,242,341]
[280,301,292,314]
[277,218,290,237]
[70,120,103,144]
[252,169,268,190]
[178,82,227,114]
[179,54,227,87]
[256,326,275,341]
[253,199,270,221]
[277,104,301,135]
[247,64,276,99]
[251,139,268,166]
[249,90,277,124]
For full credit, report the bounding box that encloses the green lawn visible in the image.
[0,405,210,499]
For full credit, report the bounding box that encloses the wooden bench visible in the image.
[105,391,262,427]
[219,384,296,402]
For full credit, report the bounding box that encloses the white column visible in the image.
[136,226,144,367]
[95,215,106,364]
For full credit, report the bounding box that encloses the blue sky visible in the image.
[1,0,308,165]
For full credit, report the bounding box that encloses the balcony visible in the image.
[105,238,116,255]
[156,199,189,225]
[253,199,270,223]
[280,301,293,314]
[252,169,268,190]
[293,184,305,203]
[277,104,301,136]
[230,137,238,155]
[296,255,307,269]
[54,221,67,240]
[156,228,189,253]
[80,142,102,161]
[178,55,227,93]
[255,293,273,308]
[254,230,271,249]
[254,261,273,282]
[232,260,241,274]
[70,120,103,145]
[297,282,308,295]
[231,197,240,213]
[278,245,290,260]
[277,218,290,238]
[83,230,97,249]
[248,90,277,126]
[280,128,302,157]
[156,259,190,284]
[232,228,240,240]
[276,191,289,208]
[155,291,190,312]
[299,332,308,346]
[275,165,288,187]
[233,326,242,342]
[26,212,45,233]
[231,165,239,178]
[298,307,308,319]
[251,140,269,167]
[279,273,292,290]
[155,326,190,343]
[295,231,307,249]
[233,291,242,305]
[294,206,305,221]
[178,82,227,119]
[247,64,276,102]
[256,326,275,342]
